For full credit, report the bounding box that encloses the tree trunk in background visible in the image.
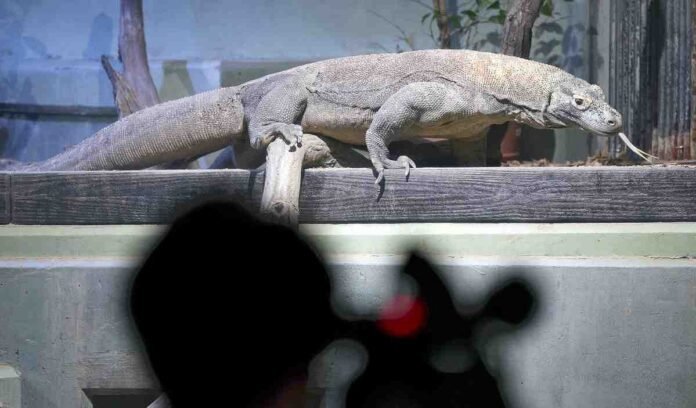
[432,0,453,49]
[118,0,160,109]
[486,0,544,165]
[691,0,696,158]
[101,0,160,118]
[499,0,544,57]
[102,0,195,169]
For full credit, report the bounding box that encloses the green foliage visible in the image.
[376,0,582,58]
[421,0,564,36]
[418,0,575,56]
[418,0,507,48]
[541,0,554,17]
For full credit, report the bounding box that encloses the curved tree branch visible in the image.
[103,0,160,118]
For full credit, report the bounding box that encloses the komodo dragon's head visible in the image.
[545,80,623,137]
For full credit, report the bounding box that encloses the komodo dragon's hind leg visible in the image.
[248,75,311,150]
[365,82,470,184]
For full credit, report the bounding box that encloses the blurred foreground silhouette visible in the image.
[130,201,538,407]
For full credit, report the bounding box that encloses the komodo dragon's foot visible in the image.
[255,123,304,149]
[374,155,417,184]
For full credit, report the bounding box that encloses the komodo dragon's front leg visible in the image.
[366,82,473,184]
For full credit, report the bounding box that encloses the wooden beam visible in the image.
[4,167,696,224]
[298,167,696,223]
[11,170,264,225]
[0,173,10,225]
[691,0,696,158]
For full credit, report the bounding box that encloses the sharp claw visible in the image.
[375,171,384,184]
[404,166,410,177]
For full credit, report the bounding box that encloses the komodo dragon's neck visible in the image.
[500,99,567,130]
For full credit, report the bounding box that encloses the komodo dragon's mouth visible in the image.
[581,127,620,137]
[579,127,657,162]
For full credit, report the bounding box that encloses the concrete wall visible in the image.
[0,223,694,407]
[0,364,21,408]
[0,0,597,163]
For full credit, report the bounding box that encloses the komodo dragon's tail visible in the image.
[6,87,245,172]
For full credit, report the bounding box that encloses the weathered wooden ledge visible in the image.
[1,166,695,224]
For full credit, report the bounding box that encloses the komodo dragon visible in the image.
[12,49,625,181]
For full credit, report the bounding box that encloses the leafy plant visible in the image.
[415,0,571,49]
[373,0,580,58]
[418,0,508,48]
[415,0,584,68]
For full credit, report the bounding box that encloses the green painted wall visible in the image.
[0,223,694,407]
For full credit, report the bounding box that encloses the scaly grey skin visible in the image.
[15,49,623,181]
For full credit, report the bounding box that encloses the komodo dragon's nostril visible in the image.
[608,116,622,129]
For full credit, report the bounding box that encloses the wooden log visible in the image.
[261,139,305,226]
[6,167,696,224]
[101,56,144,118]
[260,134,337,226]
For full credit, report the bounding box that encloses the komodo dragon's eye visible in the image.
[572,95,592,111]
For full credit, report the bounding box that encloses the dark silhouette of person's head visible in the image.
[129,201,336,406]
[129,200,537,407]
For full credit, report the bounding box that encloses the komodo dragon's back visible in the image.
[9,49,592,173]
[306,49,576,111]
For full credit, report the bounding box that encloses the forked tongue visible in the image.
[617,132,657,162]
